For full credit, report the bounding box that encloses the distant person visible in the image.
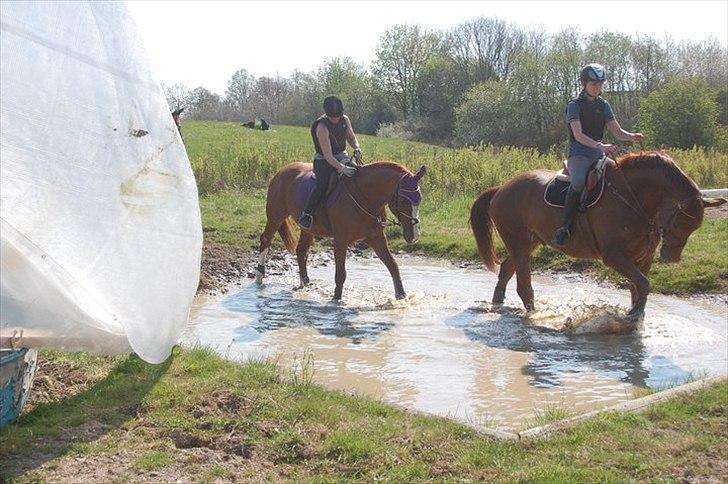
[171,107,185,136]
[260,118,269,131]
[552,63,644,246]
[297,96,363,230]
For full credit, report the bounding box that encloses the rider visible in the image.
[552,63,644,246]
[298,95,362,230]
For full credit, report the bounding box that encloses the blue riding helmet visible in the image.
[580,63,606,83]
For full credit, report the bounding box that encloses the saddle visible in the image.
[544,157,610,209]
[294,170,345,232]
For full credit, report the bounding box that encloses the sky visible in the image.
[125,0,728,95]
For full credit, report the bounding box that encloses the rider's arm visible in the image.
[343,115,360,150]
[316,124,345,172]
[569,120,613,152]
[606,119,643,142]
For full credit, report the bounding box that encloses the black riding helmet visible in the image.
[323,95,344,118]
[579,63,607,84]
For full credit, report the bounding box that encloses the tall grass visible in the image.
[184,121,728,196]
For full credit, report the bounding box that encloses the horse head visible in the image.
[659,195,726,263]
[390,165,426,243]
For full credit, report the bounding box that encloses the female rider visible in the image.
[553,63,644,246]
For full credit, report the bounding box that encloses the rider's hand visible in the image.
[599,142,617,155]
[631,133,644,142]
[339,164,357,177]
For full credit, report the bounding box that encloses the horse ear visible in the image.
[702,197,727,208]
[414,165,427,181]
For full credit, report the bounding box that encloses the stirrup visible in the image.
[297,213,313,230]
[552,227,570,246]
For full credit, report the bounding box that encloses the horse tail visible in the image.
[469,187,500,272]
[277,217,297,254]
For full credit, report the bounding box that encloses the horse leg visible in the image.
[256,210,286,284]
[296,231,314,288]
[366,234,406,299]
[603,250,650,318]
[495,237,539,307]
[492,257,514,305]
[333,239,348,300]
[514,254,535,312]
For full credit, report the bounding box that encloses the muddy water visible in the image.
[183,255,727,431]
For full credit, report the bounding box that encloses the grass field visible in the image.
[189,121,728,294]
[2,349,726,482]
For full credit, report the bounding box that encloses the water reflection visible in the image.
[223,283,394,345]
[445,307,689,388]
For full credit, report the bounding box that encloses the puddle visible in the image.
[183,255,727,431]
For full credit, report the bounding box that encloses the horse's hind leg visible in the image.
[296,231,314,287]
[493,257,515,304]
[366,234,405,299]
[256,213,284,285]
[495,237,539,308]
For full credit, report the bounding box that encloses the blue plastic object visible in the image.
[0,348,38,427]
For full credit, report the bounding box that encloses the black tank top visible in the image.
[311,115,348,156]
[568,93,608,143]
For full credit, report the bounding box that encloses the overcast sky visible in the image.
[125,0,728,95]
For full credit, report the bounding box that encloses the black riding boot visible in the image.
[552,187,581,246]
[298,188,324,230]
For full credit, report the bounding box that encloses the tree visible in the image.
[372,24,442,120]
[454,80,514,146]
[186,86,221,119]
[224,69,255,120]
[317,57,374,131]
[249,76,290,122]
[637,78,719,148]
[162,83,189,112]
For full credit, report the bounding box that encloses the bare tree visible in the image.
[186,86,222,119]
[224,69,255,120]
[162,83,189,112]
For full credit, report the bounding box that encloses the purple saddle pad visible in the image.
[293,171,343,211]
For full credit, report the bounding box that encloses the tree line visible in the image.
[164,17,728,151]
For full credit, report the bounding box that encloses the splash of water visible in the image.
[526,298,637,334]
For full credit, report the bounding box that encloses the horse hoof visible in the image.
[626,309,644,322]
[395,292,406,300]
[255,273,263,285]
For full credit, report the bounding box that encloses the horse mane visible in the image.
[362,160,412,176]
[615,151,699,195]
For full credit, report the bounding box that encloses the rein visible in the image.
[341,171,420,227]
[342,173,400,227]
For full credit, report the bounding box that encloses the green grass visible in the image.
[2,349,726,482]
[200,188,728,294]
[189,121,728,294]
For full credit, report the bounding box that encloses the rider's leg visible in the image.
[552,155,591,246]
[298,159,333,230]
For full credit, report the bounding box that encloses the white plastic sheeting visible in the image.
[0,1,203,363]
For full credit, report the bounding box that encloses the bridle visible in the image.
[659,196,700,249]
[342,172,420,227]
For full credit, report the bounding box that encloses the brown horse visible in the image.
[256,161,427,300]
[470,152,726,318]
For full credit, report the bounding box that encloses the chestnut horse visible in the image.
[256,161,427,300]
[470,152,726,318]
